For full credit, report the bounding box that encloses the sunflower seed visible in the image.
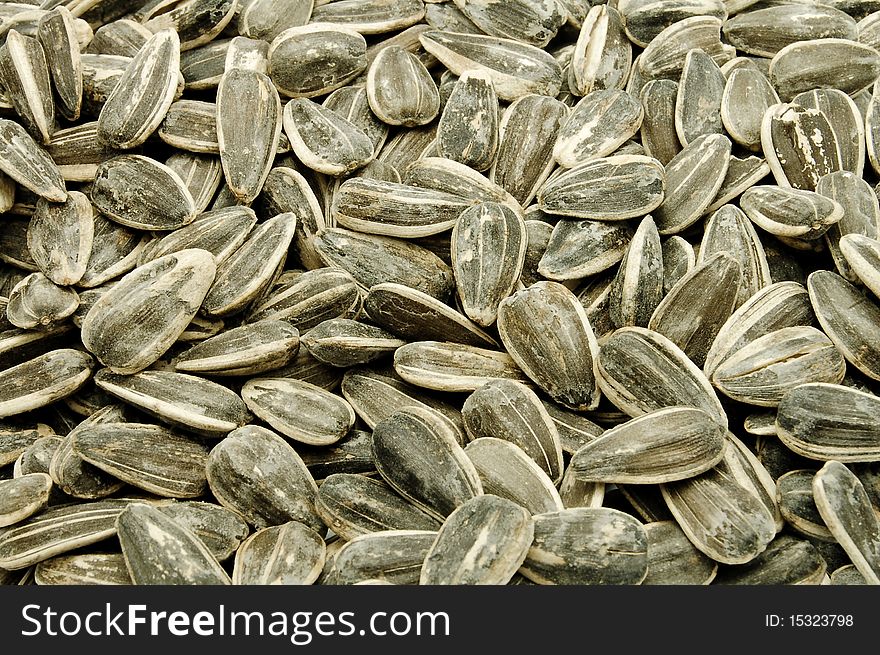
[639,79,680,166]
[568,5,630,97]
[840,233,880,299]
[116,503,231,585]
[641,520,718,585]
[176,320,299,376]
[777,383,880,462]
[88,19,152,57]
[238,0,313,42]
[0,497,137,570]
[795,89,865,177]
[206,425,322,531]
[0,118,65,201]
[723,5,857,58]
[597,326,728,428]
[36,6,81,122]
[435,70,498,171]
[769,38,880,102]
[316,473,441,541]
[0,473,52,528]
[0,349,93,419]
[761,103,842,191]
[813,460,880,584]
[741,185,843,241]
[325,530,436,585]
[142,0,237,52]
[366,45,439,127]
[6,271,79,330]
[157,99,218,153]
[81,249,216,374]
[609,215,664,328]
[520,507,649,584]
[553,90,643,168]
[674,48,724,147]
[312,0,425,35]
[300,319,402,367]
[157,501,249,561]
[231,521,324,586]
[830,564,868,585]
[419,30,563,101]
[713,534,827,585]
[14,435,62,477]
[539,219,634,281]
[0,30,54,144]
[297,429,376,481]
[638,16,732,79]
[179,37,228,89]
[34,553,132,586]
[777,469,834,541]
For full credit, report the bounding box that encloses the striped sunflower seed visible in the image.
[420,494,533,585]
[372,406,483,521]
[453,0,564,48]
[238,0,313,42]
[609,215,664,328]
[818,172,880,281]
[840,233,880,298]
[497,281,601,411]
[0,29,54,144]
[638,16,733,79]
[776,383,880,462]
[720,67,779,152]
[6,271,79,330]
[795,89,865,177]
[157,501,250,562]
[723,5,857,58]
[741,185,843,241]
[639,79,681,166]
[325,530,436,586]
[36,6,81,122]
[813,461,880,584]
[674,47,724,147]
[619,0,727,47]
[301,319,403,367]
[720,432,785,533]
[298,429,376,480]
[436,70,498,172]
[315,473,441,541]
[311,0,426,35]
[224,35,269,74]
[206,425,322,531]
[777,469,834,541]
[164,152,223,213]
[0,118,66,202]
[553,89,643,168]
[403,156,518,209]
[571,407,726,484]
[142,0,238,52]
[419,30,563,101]
[34,553,132,586]
[661,235,695,294]
[769,38,880,101]
[87,19,152,57]
[568,5,630,97]
[597,326,728,428]
[260,166,327,270]
[0,349,93,419]
[268,24,367,98]
[713,535,827,585]
[141,206,256,268]
[761,103,842,191]
[81,249,216,374]
[808,270,880,380]
[116,503,231,585]
[464,438,564,515]
[711,326,847,407]
[538,219,634,281]
[232,521,325,586]
[520,507,649,585]
[366,45,439,127]
[0,472,52,528]
[176,320,299,376]
[179,37,228,90]
[641,520,718,585]
[241,377,355,446]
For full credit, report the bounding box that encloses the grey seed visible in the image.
[723,5,857,58]
[332,177,472,238]
[744,411,779,437]
[314,228,455,301]
[597,326,728,428]
[238,0,313,42]
[521,219,554,286]
[490,94,567,206]
[420,494,533,585]
[676,50,725,151]
[452,202,526,327]
[777,470,834,541]
[87,19,152,57]
[661,466,776,565]
[315,474,441,541]
[769,38,880,101]
[248,267,361,331]
[721,67,779,152]
[364,282,498,348]
[366,45,439,127]
[713,535,827,585]
[819,172,880,281]
[464,438,564,515]
[0,30,54,144]
[261,167,327,270]
[620,0,727,48]
[311,0,426,35]
[96,29,179,149]
[117,503,231,585]
[91,155,197,231]
[641,520,717,585]
[795,89,865,177]
[340,367,464,436]
[553,89,643,168]
[437,70,498,172]
[841,233,880,298]
[720,432,784,533]
[270,348,344,391]
[711,326,847,407]
[454,0,564,48]
[363,23,437,73]
[558,462,605,510]
[742,185,844,241]
[538,154,665,220]
[830,564,868,585]
[661,235,695,294]
[176,320,299,376]
[206,425,322,531]
[15,435,63,477]
[282,97,374,176]
[297,429,376,480]
[0,349,93,419]
[72,422,209,498]
[27,191,95,285]
[0,473,52,528]
[569,5,631,97]
[813,461,880,584]
[610,215,664,328]
[639,79,681,166]
[241,377,355,446]
[93,369,250,435]
[217,67,282,204]
[34,553,131,586]
[497,281,601,411]
[78,214,148,289]
[233,521,325,586]
[179,37,229,90]
[648,252,741,366]
[704,280,814,377]
[0,499,135,570]
[372,406,483,521]
[36,7,81,121]
[0,423,53,468]
[323,84,389,154]
[776,383,880,462]
[638,16,733,79]
[268,24,366,98]
[571,407,726,484]
[419,30,563,101]
[0,118,66,202]
[202,213,297,318]
[302,319,403,367]
[404,156,518,209]
[326,530,437,585]
[165,152,223,214]
[157,501,250,562]
[539,219,634,281]
[808,270,880,380]
[520,507,648,585]
[81,249,216,374]
[425,2,482,34]
[142,0,238,52]
[377,122,437,172]
[761,103,842,191]
[224,35,269,74]
[540,397,604,455]
[462,380,564,483]
[157,99,219,153]
[6,271,78,329]
[654,133,731,235]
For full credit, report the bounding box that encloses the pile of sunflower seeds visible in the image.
[1,0,880,587]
